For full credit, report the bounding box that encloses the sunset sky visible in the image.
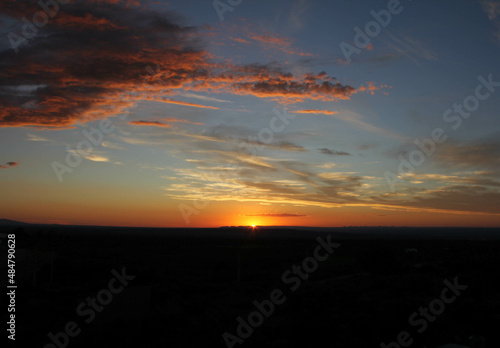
[1,0,499,227]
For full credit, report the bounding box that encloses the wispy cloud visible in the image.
[128,120,171,128]
[316,162,337,169]
[162,142,500,215]
[27,133,50,142]
[288,0,311,32]
[436,138,500,171]
[229,37,251,44]
[384,32,438,64]
[480,0,500,20]
[66,149,109,163]
[400,172,500,188]
[245,213,308,217]
[179,93,232,104]
[157,99,219,110]
[331,111,408,141]
[318,148,351,156]
[291,107,405,141]
[480,0,500,41]
[83,154,110,162]
[249,31,313,56]
[102,141,125,150]
[163,118,204,125]
[292,109,338,115]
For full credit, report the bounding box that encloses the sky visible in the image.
[0,0,499,228]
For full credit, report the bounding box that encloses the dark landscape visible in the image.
[2,220,499,347]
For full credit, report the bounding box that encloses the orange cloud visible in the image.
[158,99,219,110]
[292,110,338,115]
[163,118,204,125]
[245,213,308,217]
[231,37,251,44]
[0,2,376,127]
[250,33,292,47]
[128,121,171,127]
[358,82,391,95]
[249,32,313,56]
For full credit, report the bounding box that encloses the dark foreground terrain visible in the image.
[1,223,499,347]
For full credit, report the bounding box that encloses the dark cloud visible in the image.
[318,148,351,156]
[0,0,371,128]
[358,143,378,150]
[0,161,19,168]
[247,140,306,152]
[411,185,500,214]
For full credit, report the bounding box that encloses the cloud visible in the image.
[118,136,151,145]
[27,133,50,141]
[230,37,251,44]
[0,2,374,128]
[161,138,500,216]
[292,109,338,115]
[358,143,378,150]
[66,148,110,162]
[365,53,401,64]
[384,32,438,64]
[480,0,500,20]
[296,56,349,68]
[171,132,228,144]
[250,33,291,47]
[243,140,306,152]
[478,1,500,41]
[210,64,358,102]
[152,126,499,216]
[331,111,408,141]
[400,172,500,188]
[288,0,311,32]
[157,99,219,110]
[82,154,110,162]
[358,81,390,95]
[316,162,337,169]
[128,120,171,128]
[249,31,313,56]
[408,185,500,214]
[318,148,351,156]
[436,138,500,171]
[0,161,19,168]
[178,92,232,104]
[245,213,308,217]
[163,118,204,125]
[102,141,125,150]
[156,122,308,153]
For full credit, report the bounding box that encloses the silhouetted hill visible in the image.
[0,218,29,225]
